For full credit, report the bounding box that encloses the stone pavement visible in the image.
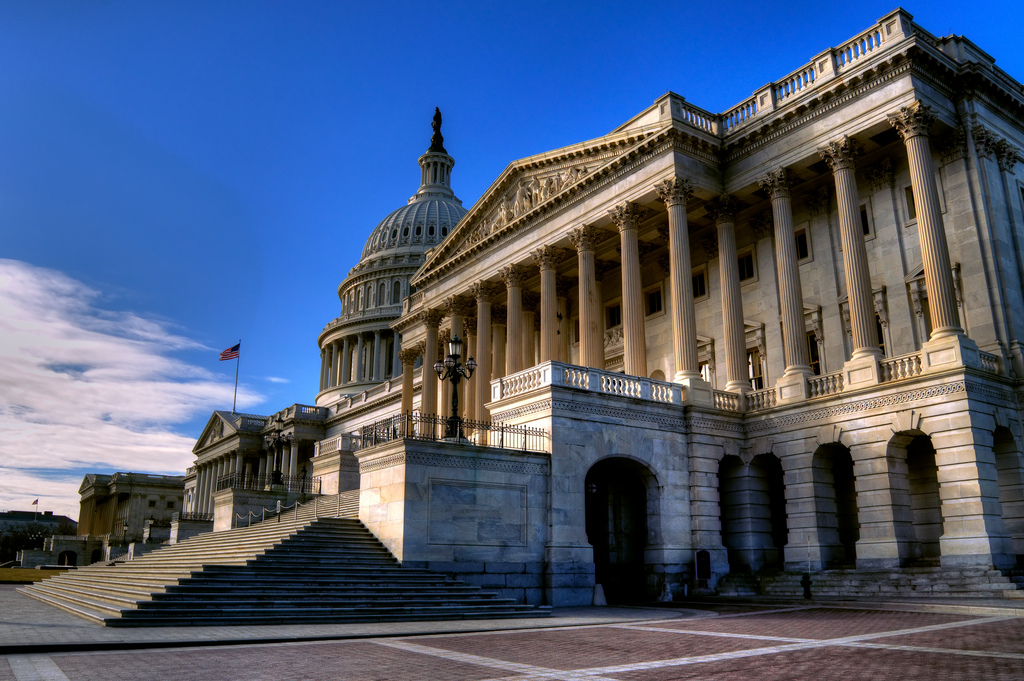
[3,585,1024,679]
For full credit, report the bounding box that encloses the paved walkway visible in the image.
[4,586,1024,679]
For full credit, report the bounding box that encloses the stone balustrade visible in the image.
[713,390,741,412]
[313,433,363,457]
[492,361,688,406]
[808,370,844,398]
[980,350,1000,374]
[747,387,777,412]
[880,351,923,383]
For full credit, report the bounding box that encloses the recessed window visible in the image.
[415,225,422,236]
[403,226,409,236]
[573,318,580,344]
[747,349,764,390]
[606,304,622,329]
[738,251,755,281]
[795,229,810,260]
[148,500,157,509]
[646,287,663,316]
[692,267,708,300]
[904,186,917,222]
[429,224,435,236]
[166,500,175,510]
[807,332,821,375]
[876,313,888,355]
[441,226,448,237]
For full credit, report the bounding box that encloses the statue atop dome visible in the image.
[429,107,446,153]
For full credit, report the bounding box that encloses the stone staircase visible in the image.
[717,565,1024,599]
[21,495,548,626]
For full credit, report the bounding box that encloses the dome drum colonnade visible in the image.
[396,100,970,417]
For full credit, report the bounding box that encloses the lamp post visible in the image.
[433,334,477,440]
[264,415,293,486]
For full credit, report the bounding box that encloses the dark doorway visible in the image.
[907,435,942,563]
[585,458,650,603]
[57,550,77,567]
[812,445,859,566]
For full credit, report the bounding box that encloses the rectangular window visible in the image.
[573,318,580,344]
[738,252,755,281]
[148,500,157,508]
[692,269,707,299]
[699,361,712,384]
[860,205,871,235]
[795,229,810,260]
[747,349,764,390]
[807,332,821,375]
[904,186,917,221]
[646,288,663,316]
[166,500,175,510]
[606,304,622,329]
[876,313,887,355]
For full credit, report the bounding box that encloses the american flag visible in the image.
[219,343,240,361]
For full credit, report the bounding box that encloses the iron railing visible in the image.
[172,511,214,522]
[359,413,547,453]
[215,472,321,495]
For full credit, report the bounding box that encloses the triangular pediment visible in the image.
[415,123,669,284]
[193,411,242,452]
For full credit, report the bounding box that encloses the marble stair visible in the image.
[21,496,548,626]
[716,565,1024,599]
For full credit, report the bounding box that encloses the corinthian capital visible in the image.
[704,194,738,225]
[887,100,935,142]
[819,135,861,172]
[468,280,502,302]
[398,347,421,366]
[994,139,1022,172]
[655,176,693,208]
[607,201,650,232]
[531,245,564,271]
[499,263,529,289]
[443,294,474,318]
[421,308,444,329]
[757,168,792,200]
[569,224,603,252]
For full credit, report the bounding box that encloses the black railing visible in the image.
[173,512,214,522]
[215,472,321,495]
[359,413,547,453]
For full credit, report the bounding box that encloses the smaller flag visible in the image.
[219,343,240,361]
[31,499,38,505]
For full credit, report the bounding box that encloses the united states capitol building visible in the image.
[183,9,1024,605]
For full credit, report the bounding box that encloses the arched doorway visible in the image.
[57,550,77,567]
[812,444,859,567]
[718,454,788,572]
[907,435,942,564]
[585,458,652,603]
[993,427,1024,561]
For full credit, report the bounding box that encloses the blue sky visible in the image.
[1,1,1021,519]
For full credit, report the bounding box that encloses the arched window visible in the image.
[379,282,387,305]
[393,280,401,304]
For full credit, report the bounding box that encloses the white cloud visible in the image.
[264,376,290,384]
[0,259,263,520]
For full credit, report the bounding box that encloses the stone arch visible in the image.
[718,453,788,573]
[90,548,102,564]
[57,550,77,566]
[887,431,943,564]
[649,369,666,381]
[811,443,859,567]
[584,456,659,603]
[993,426,1024,560]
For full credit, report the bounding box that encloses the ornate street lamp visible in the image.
[433,334,477,440]
[264,414,293,485]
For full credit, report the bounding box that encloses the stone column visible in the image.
[656,177,700,380]
[421,309,442,418]
[372,330,383,382]
[492,306,507,380]
[445,295,471,416]
[522,290,539,369]
[609,202,648,377]
[707,195,748,395]
[501,264,528,375]
[257,455,266,480]
[470,282,498,423]
[464,320,477,422]
[821,136,882,385]
[234,451,243,486]
[556,277,571,363]
[340,337,351,384]
[888,101,980,370]
[533,246,561,362]
[289,441,299,479]
[319,348,327,391]
[760,168,812,401]
[399,346,419,415]
[851,440,914,569]
[570,225,605,369]
[391,331,401,379]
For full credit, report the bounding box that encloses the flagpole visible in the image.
[232,339,240,414]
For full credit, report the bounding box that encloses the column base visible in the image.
[921,333,980,372]
[842,353,881,388]
[677,376,714,406]
[776,369,812,404]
